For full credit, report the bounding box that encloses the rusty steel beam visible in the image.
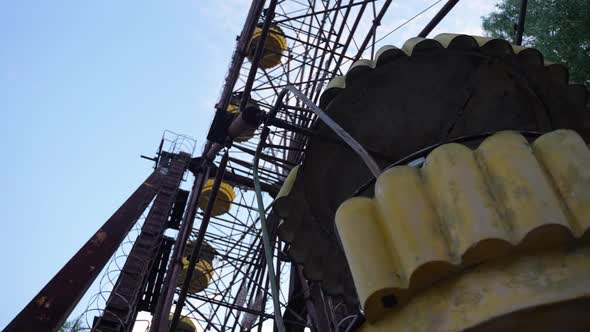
[239,0,279,112]
[514,0,528,45]
[170,150,230,331]
[94,152,189,331]
[5,171,162,332]
[215,0,266,113]
[149,163,210,332]
[274,0,374,24]
[417,0,460,38]
[353,0,394,61]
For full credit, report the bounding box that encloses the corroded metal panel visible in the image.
[336,130,590,321]
[274,33,590,302]
[357,246,590,332]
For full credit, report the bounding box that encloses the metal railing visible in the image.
[251,84,382,332]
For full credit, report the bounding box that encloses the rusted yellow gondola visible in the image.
[177,241,217,294]
[168,314,196,332]
[198,179,236,216]
[247,24,287,69]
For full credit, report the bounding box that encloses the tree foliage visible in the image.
[59,318,82,332]
[482,0,590,85]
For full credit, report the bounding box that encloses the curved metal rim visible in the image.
[351,130,544,197]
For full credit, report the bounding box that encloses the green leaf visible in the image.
[482,0,590,86]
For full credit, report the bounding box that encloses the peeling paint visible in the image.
[336,130,590,322]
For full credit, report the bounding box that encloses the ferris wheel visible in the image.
[162,1,407,330]
[8,0,590,332]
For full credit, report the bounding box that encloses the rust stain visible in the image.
[35,296,47,307]
[37,313,51,322]
[91,231,108,245]
[336,130,590,322]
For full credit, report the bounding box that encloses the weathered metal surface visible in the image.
[94,152,189,332]
[356,245,590,332]
[149,163,210,332]
[170,151,230,331]
[336,130,590,321]
[321,33,587,107]
[5,171,163,332]
[189,157,280,196]
[138,236,174,314]
[276,34,590,301]
[167,189,189,230]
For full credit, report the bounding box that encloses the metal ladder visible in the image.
[94,151,190,332]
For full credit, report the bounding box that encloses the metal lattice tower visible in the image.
[5,1,484,331]
[159,1,403,331]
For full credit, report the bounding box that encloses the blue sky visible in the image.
[0,0,495,328]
